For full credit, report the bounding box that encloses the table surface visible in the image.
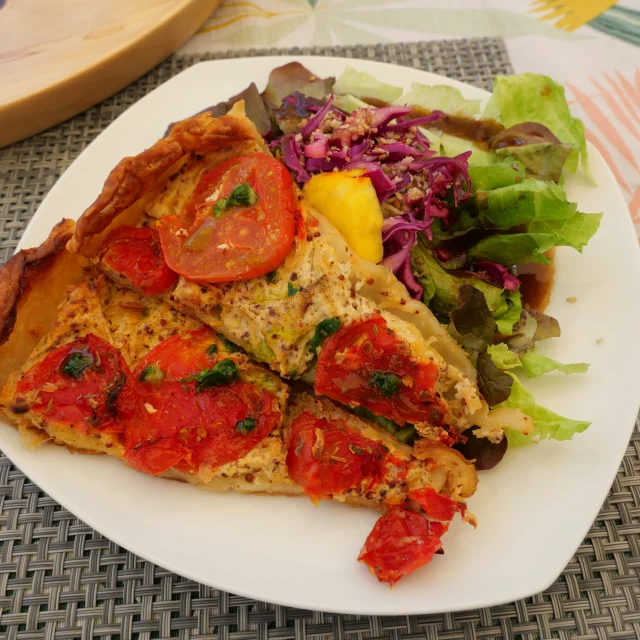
[1,9,640,639]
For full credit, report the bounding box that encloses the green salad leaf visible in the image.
[448,284,497,360]
[499,375,590,445]
[493,289,522,336]
[488,343,589,377]
[477,179,577,229]
[519,350,589,377]
[476,350,513,406]
[483,73,588,175]
[528,309,561,340]
[334,66,403,103]
[528,211,603,252]
[469,160,526,192]
[468,232,557,265]
[395,82,481,118]
[412,242,522,334]
[494,143,572,182]
[486,343,521,369]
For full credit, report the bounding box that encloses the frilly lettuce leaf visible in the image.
[413,244,503,317]
[493,289,522,336]
[528,211,603,252]
[499,374,590,445]
[264,62,334,107]
[468,232,557,265]
[483,73,588,175]
[520,349,589,377]
[334,66,403,103]
[469,160,526,192]
[477,179,577,229]
[486,343,521,369]
[495,144,572,182]
[412,243,522,333]
[488,343,588,377]
[528,308,561,341]
[476,350,513,406]
[448,284,497,360]
[395,82,481,118]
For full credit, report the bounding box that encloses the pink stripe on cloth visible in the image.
[590,77,640,143]
[566,82,639,174]
[584,128,632,196]
[605,72,640,128]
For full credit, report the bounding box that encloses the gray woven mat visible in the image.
[1,38,639,640]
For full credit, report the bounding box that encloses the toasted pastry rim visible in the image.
[0,218,75,347]
[67,102,269,256]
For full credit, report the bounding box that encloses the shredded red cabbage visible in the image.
[272,94,472,299]
[475,262,521,291]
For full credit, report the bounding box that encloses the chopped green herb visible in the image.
[395,426,416,445]
[287,369,297,378]
[266,270,279,284]
[216,332,243,353]
[187,359,239,392]
[212,200,226,217]
[139,364,165,384]
[61,352,93,379]
[211,183,259,217]
[206,344,218,356]
[369,372,401,397]
[236,418,256,434]
[309,317,341,353]
[287,282,300,296]
[352,406,399,434]
[348,444,364,456]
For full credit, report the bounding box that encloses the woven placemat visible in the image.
[1,38,639,640]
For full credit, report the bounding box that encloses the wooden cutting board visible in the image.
[0,0,220,147]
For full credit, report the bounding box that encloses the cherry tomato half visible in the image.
[157,153,297,283]
[358,506,448,586]
[409,487,465,522]
[14,334,138,435]
[286,411,396,500]
[315,316,446,427]
[97,226,178,295]
[124,328,282,476]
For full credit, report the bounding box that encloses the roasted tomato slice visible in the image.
[124,327,282,476]
[358,506,448,586]
[97,226,178,295]
[315,315,446,427]
[409,487,465,522]
[156,153,297,283]
[287,411,403,500]
[14,334,138,434]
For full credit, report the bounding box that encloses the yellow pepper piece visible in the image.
[303,170,384,263]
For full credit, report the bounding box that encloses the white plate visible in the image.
[3,57,640,615]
